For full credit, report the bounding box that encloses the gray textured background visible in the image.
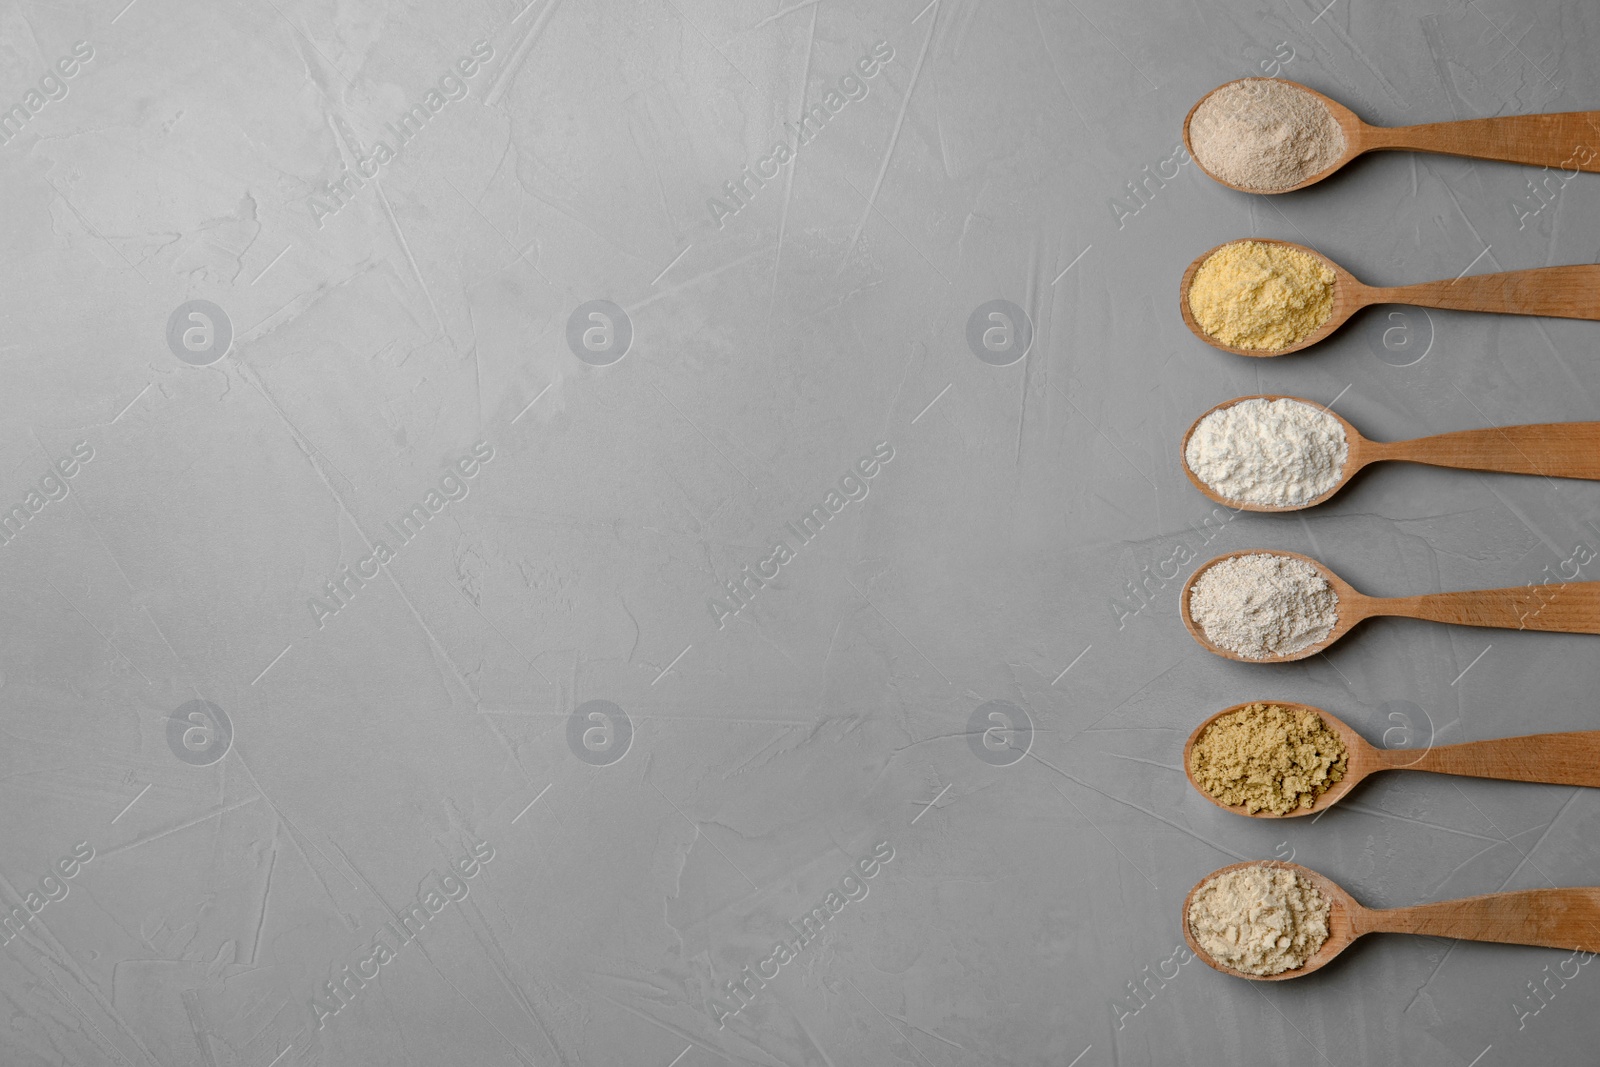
[2,0,1598,1063]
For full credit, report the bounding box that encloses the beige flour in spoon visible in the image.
[1188,865,1330,975]
[1189,79,1346,191]
[1188,553,1338,659]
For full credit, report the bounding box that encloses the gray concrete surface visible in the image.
[2,0,1598,1063]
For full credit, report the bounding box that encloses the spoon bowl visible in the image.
[1184,701,1600,818]
[1178,395,1360,512]
[1184,78,1600,195]
[1182,703,1371,818]
[1179,238,1600,356]
[1177,240,1355,357]
[1184,861,1600,980]
[1179,549,1361,662]
[1180,395,1600,512]
[1181,80,1364,195]
[1181,549,1600,662]
[1182,861,1358,980]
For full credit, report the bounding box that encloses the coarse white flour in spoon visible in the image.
[1186,398,1348,507]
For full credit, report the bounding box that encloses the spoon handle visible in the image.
[1379,582,1600,635]
[1365,888,1600,951]
[1367,112,1600,172]
[1376,422,1600,480]
[1375,265,1600,321]
[1392,731,1600,787]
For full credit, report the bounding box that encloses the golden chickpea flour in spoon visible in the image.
[1180,238,1600,357]
[1186,241,1335,351]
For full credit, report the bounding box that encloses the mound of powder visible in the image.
[1189,79,1347,191]
[1187,241,1336,351]
[1188,553,1338,659]
[1188,865,1330,976]
[1189,703,1348,814]
[1186,398,1349,507]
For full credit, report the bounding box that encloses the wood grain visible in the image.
[1366,422,1600,481]
[1359,888,1600,952]
[1380,584,1600,635]
[1363,111,1600,172]
[1392,730,1600,787]
[1368,264,1600,321]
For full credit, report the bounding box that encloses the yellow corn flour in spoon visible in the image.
[1188,240,1335,350]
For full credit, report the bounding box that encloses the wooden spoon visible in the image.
[1180,394,1600,512]
[1183,701,1600,819]
[1178,238,1600,356]
[1183,860,1600,981]
[1179,549,1600,663]
[1182,78,1600,195]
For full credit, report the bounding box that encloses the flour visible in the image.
[1186,241,1336,351]
[1189,79,1346,192]
[1188,865,1330,976]
[1188,702,1348,814]
[1186,398,1348,507]
[1188,553,1338,659]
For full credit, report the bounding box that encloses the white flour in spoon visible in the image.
[1188,553,1338,659]
[1186,397,1348,507]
